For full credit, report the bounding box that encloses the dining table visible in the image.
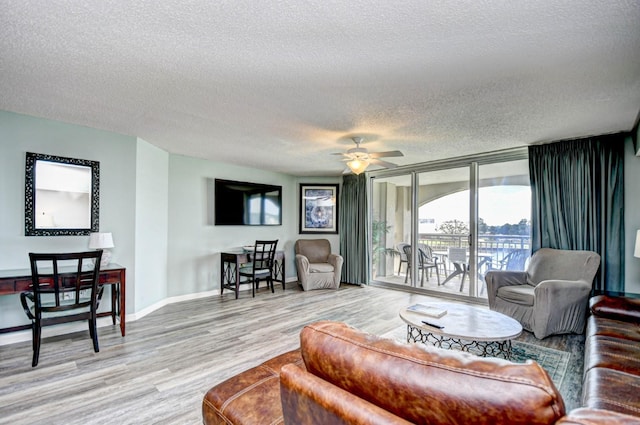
[433,250,493,287]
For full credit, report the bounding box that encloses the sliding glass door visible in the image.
[476,160,532,298]
[416,167,471,295]
[370,151,530,302]
[371,174,412,285]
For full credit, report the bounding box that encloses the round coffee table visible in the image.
[399,302,523,359]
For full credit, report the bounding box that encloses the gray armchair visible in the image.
[294,239,343,291]
[485,248,600,339]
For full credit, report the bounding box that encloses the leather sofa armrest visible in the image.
[590,295,640,323]
[558,407,640,424]
[280,364,412,425]
[202,349,302,425]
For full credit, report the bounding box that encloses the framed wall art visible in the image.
[299,184,339,234]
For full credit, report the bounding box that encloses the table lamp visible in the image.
[89,232,115,267]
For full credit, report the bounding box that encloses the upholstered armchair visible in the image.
[485,248,600,339]
[294,239,343,291]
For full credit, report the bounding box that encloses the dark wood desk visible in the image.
[221,251,285,298]
[0,263,126,336]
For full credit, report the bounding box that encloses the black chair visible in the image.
[396,243,410,276]
[20,251,104,367]
[239,240,278,297]
[403,245,439,286]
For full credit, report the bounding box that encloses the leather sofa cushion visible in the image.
[497,284,535,306]
[586,315,640,342]
[584,335,640,377]
[590,295,640,323]
[582,367,640,418]
[298,321,565,425]
[202,349,303,425]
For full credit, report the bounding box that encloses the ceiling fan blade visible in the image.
[370,158,399,168]
[369,150,404,159]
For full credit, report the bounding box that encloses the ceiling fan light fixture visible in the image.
[347,158,369,175]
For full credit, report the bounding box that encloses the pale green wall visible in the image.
[167,155,297,297]
[135,139,169,309]
[2,108,637,336]
[0,110,137,327]
[164,159,342,298]
[0,111,342,333]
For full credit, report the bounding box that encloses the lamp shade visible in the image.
[347,158,369,175]
[89,232,114,249]
[635,230,640,258]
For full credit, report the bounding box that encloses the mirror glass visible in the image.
[25,152,100,236]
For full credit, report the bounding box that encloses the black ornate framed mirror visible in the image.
[25,152,100,236]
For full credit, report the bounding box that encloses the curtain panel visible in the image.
[528,134,625,292]
[339,173,369,284]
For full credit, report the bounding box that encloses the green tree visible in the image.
[478,217,488,234]
[371,220,397,271]
[436,219,469,234]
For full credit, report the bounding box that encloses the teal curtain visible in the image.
[528,134,625,292]
[339,173,369,284]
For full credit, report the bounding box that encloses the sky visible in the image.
[420,186,531,230]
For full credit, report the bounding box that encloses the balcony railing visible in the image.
[418,233,531,263]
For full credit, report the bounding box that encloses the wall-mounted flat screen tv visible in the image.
[214,179,282,226]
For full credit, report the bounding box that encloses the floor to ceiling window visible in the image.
[370,150,530,302]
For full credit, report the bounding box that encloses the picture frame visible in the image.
[299,184,339,234]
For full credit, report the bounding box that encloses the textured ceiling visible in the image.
[1,1,639,176]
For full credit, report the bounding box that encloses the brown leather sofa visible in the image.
[582,294,640,417]
[203,319,640,425]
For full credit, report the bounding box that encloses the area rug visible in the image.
[381,326,581,411]
[510,340,570,384]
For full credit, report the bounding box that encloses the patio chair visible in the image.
[396,243,410,276]
[488,248,530,272]
[440,247,468,288]
[402,245,440,286]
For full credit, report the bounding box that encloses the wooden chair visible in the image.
[239,240,278,296]
[20,251,104,367]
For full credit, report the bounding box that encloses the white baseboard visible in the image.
[0,279,297,346]
[128,289,219,321]
[0,317,115,346]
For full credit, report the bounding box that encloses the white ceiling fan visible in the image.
[334,137,404,174]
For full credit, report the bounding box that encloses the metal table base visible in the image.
[407,324,514,360]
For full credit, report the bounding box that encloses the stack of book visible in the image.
[406,303,447,318]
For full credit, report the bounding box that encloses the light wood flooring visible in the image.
[0,283,581,425]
